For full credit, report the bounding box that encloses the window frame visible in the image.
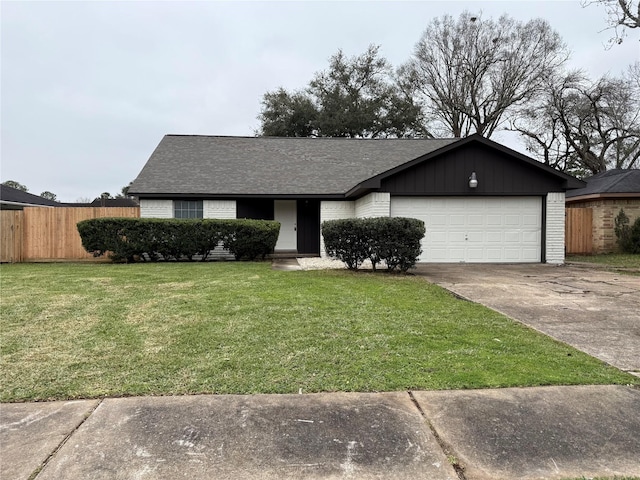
[173,200,203,219]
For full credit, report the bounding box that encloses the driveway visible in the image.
[415,263,640,377]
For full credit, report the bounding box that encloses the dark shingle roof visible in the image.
[129,135,459,196]
[64,198,140,207]
[0,184,61,207]
[565,169,640,198]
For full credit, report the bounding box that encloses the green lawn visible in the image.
[0,262,635,402]
[566,253,640,273]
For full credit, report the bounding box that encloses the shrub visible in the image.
[322,217,425,272]
[77,218,280,262]
[375,217,425,272]
[223,219,281,260]
[614,209,640,254]
[321,219,369,270]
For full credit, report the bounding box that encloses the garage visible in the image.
[391,196,542,263]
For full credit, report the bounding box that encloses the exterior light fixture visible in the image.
[469,172,478,189]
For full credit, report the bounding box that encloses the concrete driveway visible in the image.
[415,263,640,377]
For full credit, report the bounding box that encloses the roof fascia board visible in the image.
[0,200,55,208]
[134,193,347,200]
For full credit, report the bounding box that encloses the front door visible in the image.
[274,200,297,251]
[297,199,320,254]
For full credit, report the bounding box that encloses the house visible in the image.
[0,184,62,210]
[128,134,585,264]
[566,169,640,254]
[66,198,139,208]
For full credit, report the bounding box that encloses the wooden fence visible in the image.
[1,206,139,262]
[565,207,593,255]
[1,210,23,263]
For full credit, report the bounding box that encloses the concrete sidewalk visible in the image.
[2,386,639,480]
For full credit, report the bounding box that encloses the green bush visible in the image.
[223,219,281,260]
[614,209,640,254]
[322,217,425,272]
[77,218,280,262]
[321,219,369,270]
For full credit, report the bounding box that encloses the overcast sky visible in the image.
[1,0,638,202]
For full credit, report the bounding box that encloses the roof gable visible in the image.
[350,134,585,195]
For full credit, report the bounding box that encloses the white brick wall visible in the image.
[545,192,565,264]
[355,192,390,218]
[204,200,236,219]
[319,201,356,258]
[140,199,172,218]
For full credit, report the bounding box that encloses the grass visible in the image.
[0,262,635,402]
[566,253,640,273]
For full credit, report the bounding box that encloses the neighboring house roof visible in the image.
[64,198,139,207]
[566,169,640,200]
[0,184,61,209]
[129,134,583,198]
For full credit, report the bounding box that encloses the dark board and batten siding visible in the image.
[236,199,275,220]
[381,143,567,196]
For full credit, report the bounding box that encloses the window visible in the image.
[174,200,203,218]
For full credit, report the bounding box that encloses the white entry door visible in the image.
[274,200,297,251]
[390,197,542,263]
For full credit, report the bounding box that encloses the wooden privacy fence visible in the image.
[565,207,593,255]
[1,210,23,263]
[0,206,139,262]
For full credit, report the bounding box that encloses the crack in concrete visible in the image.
[407,391,467,480]
[29,399,103,480]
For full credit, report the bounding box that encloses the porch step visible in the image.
[268,252,319,259]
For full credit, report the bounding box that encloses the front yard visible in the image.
[0,262,635,402]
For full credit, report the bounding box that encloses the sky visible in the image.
[1,0,638,202]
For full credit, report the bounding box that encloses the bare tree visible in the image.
[584,0,640,45]
[400,12,568,138]
[511,65,640,176]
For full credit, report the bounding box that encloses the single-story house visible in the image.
[128,134,585,264]
[0,184,62,210]
[566,169,640,254]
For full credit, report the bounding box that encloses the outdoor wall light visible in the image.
[469,171,478,188]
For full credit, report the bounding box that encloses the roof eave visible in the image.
[133,192,347,200]
[566,192,640,202]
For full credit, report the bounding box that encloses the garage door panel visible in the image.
[448,232,466,242]
[450,215,465,226]
[523,215,539,226]
[486,232,503,243]
[430,232,447,243]
[468,216,484,226]
[390,197,541,263]
[431,215,447,226]
[467,248,485,261]
[486,215,503,226]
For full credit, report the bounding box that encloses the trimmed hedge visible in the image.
[77,218,280,262]
[322,217,425,272]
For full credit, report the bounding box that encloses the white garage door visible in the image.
[390,197,542,263]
